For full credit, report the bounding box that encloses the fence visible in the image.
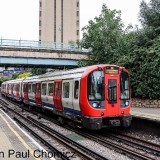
[0,38,89,53]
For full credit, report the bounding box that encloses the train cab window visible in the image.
[48,83,53,96]
[63,82,70,98]
[42,83,47,95]
[108,80,117,104]
[28,84,32,93]
[74,81,79,99]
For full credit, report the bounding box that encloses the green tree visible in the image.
[139,0,160,28]
[80,4,130,66]
[122,0,160,99]
[12,72,21,79]
[31,68,47,76]
[0,77,10,86]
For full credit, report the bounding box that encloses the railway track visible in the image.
[0,98,108,160]
[40,115,160,160]
[0,97,160,160]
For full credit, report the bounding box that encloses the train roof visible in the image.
[2,64,125,84]
[22,75,40,82]
[2,78,24,84]
[39,64,121,79]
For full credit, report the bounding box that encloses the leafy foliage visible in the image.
[0,77,10,86]
[81,5,129,65]
[31,68,47,76]
[17,72,30,79]
[12,72,21,79]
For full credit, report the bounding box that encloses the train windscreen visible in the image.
[87,71,104,101]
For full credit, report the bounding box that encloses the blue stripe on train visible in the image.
[42,102,54,109]
[29,99,36,103]
[42,102,81,116]
[28,100,81,116]
[63,107,81,116]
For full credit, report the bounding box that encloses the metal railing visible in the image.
[0,38,89,53]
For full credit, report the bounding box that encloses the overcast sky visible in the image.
[0,0,150,40]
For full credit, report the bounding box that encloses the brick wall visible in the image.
[132,98,160,108]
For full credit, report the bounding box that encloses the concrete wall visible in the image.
[0,50,87,60]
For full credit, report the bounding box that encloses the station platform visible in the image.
[0,109,54,160]
[131,107,160,122]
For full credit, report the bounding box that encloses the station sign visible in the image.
[3,70,14,75]
[14,67,24,71]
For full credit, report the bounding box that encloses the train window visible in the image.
[28,84,32,93]
[8,84,11,90]
[87,71,104,101]
[14,84,16,91]
[63,82,70,98]
[23,84,27,92]
[36,83,41,94]
[74,81,79,99]
[48,83,53,96]
[54,83,57,96]
[32,84,36,93]
[16,84,20,91]
[58,83,61,96]
[42,83,47,95]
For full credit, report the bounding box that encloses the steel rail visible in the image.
[102,132,160,155]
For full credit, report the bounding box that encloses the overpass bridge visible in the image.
[0,39,89,69]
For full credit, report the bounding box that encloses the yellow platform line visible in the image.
[0,113,41,160]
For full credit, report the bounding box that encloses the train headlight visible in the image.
[92,102,98,108]
[125,101,129,106]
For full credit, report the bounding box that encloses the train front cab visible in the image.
[80,65,132,130]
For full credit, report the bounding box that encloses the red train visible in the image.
[1,64,132,130]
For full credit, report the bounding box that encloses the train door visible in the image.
[62,80,73,114]
[72,79,81,114]
[28,83,36,105]
[13,84,16,98]
[23,83,28,102]
[8,84,11,95]
[6,84,9,95]
[35,82,42,106]
[105,75,120,116]
[41,82,48,108]
[16,83,20,100]
[11,84,14,96]
[47,82,54,110]
[7,84,9,95]
[53,80,63,111]
[41,81,54,110]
